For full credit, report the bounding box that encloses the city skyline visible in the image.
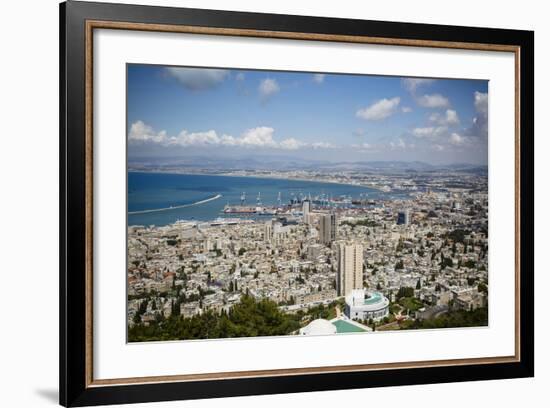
[127,65,489,165]
[127,64,489,342]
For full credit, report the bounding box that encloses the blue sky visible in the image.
[127,64,488,165]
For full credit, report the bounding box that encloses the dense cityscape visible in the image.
[127,167,488,341]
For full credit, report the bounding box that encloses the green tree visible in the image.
[396,287,414,300]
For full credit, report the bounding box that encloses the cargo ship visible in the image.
[222,191,283,215]
[223,192,269,215]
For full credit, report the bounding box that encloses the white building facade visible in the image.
[345,289,389,321]
[337,242,363,296]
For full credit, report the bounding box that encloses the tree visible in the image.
[446,229,470,244]
[133,299,148,324]
[478,282,488,294]
[440,256,453,270]
[129,294,303,342]
[416,279,421,290]
[396,287,414,300]
[464,260,476,268]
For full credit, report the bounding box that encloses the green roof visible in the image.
[364,292,384,305]
[332,319,367,333]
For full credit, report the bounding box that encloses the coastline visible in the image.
[126,171,411,227]
[127,169,391,192]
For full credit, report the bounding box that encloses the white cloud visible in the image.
[220,134,238,146]
[429,109,460,126]
[259,78,280,99]
[428,112,439,122]
[279,138,306,150]
[356,97,401,121]
[129,120,168,143]
[355,139,415,152]
[235,72,245,81]
[402,106,412,113]
[416,93,450,108]
[445,109,460,125]
[354,142,377,152]
[237,126,277,148]
[402,77,450,108]
[389,138,407,150]
[467,91,488,139]
[165,67,228,90]
[312,74,325,84]
[432,144,445,151]
[412,126,447,139]
[171,129,220,146]
[311,142,336,149]
[128,121,340,151]
[474,91,488,115]
[402,78,434,92]
[353,142,383,152]
[449,132,465,145]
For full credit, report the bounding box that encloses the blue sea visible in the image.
[127,172,407,227]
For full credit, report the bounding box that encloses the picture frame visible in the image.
[60,1,534,406]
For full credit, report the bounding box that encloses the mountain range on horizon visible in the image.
[128,156,488,175]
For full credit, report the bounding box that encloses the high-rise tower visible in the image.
[319,213,336,244]
[337,242,364,296]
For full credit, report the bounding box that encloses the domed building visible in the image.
[299,316,371,335]
[345,289,389,322]
[299,319,337,336]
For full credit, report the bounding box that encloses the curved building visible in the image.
[345,289,389,321]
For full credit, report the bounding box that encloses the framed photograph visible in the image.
[60,1,534,406]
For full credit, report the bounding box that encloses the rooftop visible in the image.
[331,319,367,333]
[364,292,383,305]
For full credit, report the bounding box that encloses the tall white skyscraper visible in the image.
[319,213,336,244]
[337,242,364,297]
[264,221,273,243]
[302,200,311,224]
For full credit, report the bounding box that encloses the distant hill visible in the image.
[129,156,487,175]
